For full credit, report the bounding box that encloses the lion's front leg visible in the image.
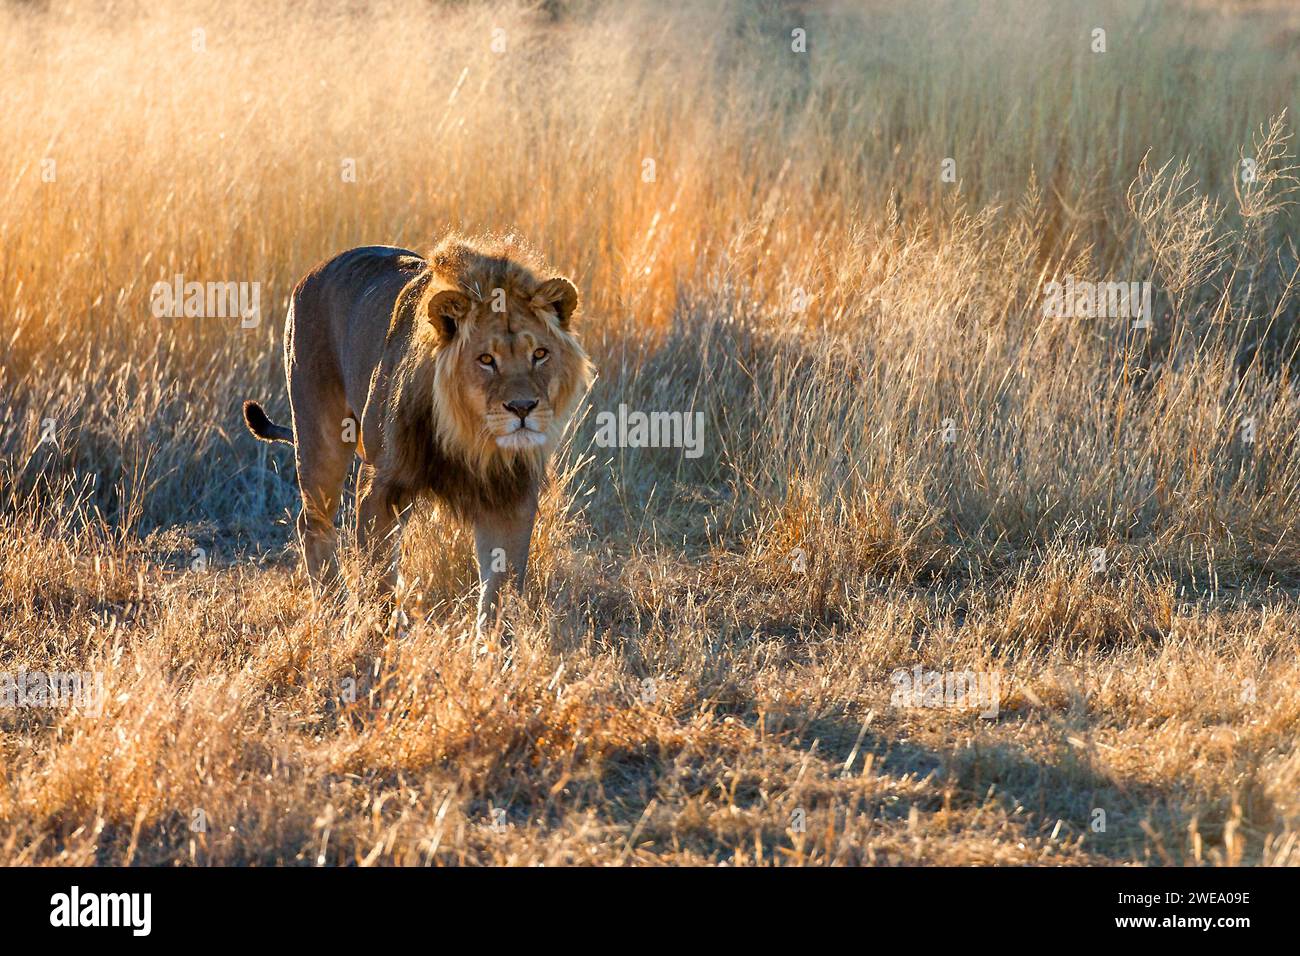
[472,496,538,637]
[357,464,407,601]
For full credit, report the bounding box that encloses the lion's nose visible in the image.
[504,399,539,420]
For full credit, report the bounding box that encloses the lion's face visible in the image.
[428,277,593,469]
[465,308,568,450]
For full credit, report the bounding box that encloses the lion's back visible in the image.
[287,245,429,422]
[295,245,424,327]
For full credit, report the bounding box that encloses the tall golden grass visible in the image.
[1,0,1298,865]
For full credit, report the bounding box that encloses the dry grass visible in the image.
[1,0,1299,865]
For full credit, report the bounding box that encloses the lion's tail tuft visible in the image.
[243,401,294,444]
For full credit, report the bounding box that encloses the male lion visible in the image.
[242,235,594,631]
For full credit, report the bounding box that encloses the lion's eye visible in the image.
[477,353,495,367]
[532,348,548,362]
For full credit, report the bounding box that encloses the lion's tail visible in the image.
[243,401,294,444]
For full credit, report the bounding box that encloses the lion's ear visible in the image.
[533,277,579,327]
[427,289,470,342]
